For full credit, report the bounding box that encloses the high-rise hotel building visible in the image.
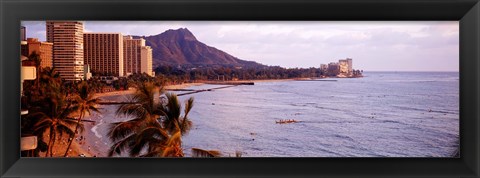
[123,36,153,76]
[46,21,84,81]
[140,46,153,77]
[338,58,353,76]
[84,33,124,77]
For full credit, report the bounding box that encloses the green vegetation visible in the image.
[155,65,326,82]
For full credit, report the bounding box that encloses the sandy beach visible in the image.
[38,133,93,157]
[93,82,204,98]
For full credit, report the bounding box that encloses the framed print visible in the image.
[1,0,479,177]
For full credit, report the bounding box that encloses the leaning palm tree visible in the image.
[108,82,195,157]
[63,81,101,157]
[29,86,78,157]
[108,82,168,157]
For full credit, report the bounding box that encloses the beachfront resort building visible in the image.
[123,36,153,76]
[84,33,124,77]
[21,38,53,68]
[338,58,353,77]
[320,64,328,74]
[327,62,340,76]
[323,58,355,77]
[46,21,85,81]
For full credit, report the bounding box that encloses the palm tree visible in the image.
[108,82,168,157]
[107,82,195,157]
[161,93,194,135]
[38,67,62,101]
[39,67,60,85]
[29,86,78,157]
[86,77,105,93]
[157,93,194,157]
[63,81,101,157]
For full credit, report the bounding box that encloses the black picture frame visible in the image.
[1,0,479,177]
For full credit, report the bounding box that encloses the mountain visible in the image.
[134,28,264,68]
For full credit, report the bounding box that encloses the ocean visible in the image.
[86,71,460,157]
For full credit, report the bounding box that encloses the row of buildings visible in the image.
[320,58,362,77]
[21,21,153,81]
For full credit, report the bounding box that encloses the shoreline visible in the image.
[80,118,106,157]
[93,82,204,98]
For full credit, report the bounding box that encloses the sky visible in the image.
[22,21,459,72]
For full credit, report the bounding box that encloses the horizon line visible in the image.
[363,70,459,72]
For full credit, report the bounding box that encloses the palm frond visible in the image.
[27,112,49,123]
[129,136,149,157]
[32,117,53,130]
[144,126,169,141]
[55,124,75,140]
[161,131,185,157]
[130,126,169,157]
[184,97,194,117]
[139,150,163,157]
[107,118,142,142]
[179,119,193,136]
[161,147,181,157]
[59,117,79,127]
[115,103,147,119]
[166,130,182,147]
[108,134,136,157]
[191,148,222,158]
[168,93,181,116]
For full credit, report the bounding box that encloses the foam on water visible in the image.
[91,119,103,139]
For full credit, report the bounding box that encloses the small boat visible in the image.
[275,119,298,124]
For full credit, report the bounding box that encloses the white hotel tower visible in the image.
[46,21,85,81]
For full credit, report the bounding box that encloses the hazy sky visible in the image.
[22,21,459,72]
